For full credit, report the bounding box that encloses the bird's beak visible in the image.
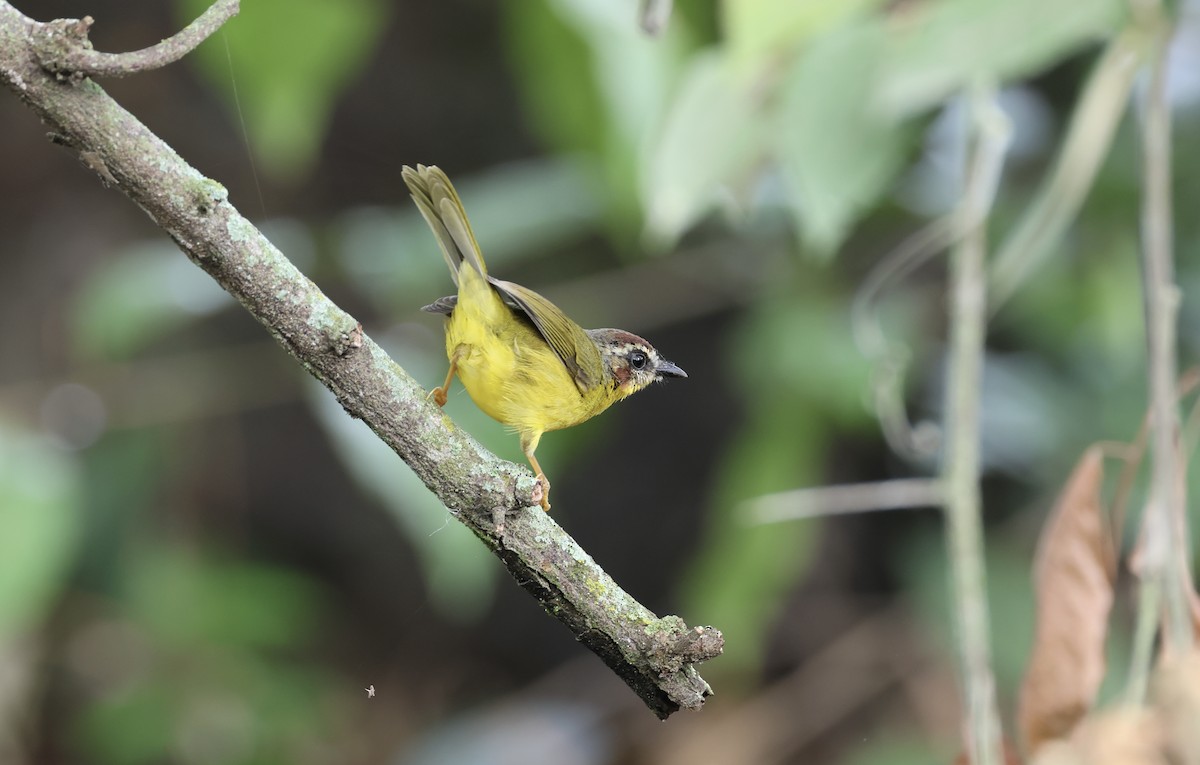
[656,359,688,379]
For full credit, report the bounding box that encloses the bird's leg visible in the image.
[526,452,551,512]
[429,350,461,407]
[521,432,551,511]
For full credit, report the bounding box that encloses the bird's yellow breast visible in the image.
[445,267,614,436]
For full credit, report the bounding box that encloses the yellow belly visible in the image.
[444,272,597,437]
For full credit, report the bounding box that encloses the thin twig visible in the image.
[852,99,1008,463]
[1109,368,1200,557]
[942,84,1007,765]
[0,0,721,719]
[33,0,238,79]
[1135,10,1192,655]
[851,217,959,460]
[1126,576,1162,705]
[747,478,944,523]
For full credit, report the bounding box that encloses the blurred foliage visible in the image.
[777,19,916,256]
[309,375,498,620]
[74,547,334,765]
[879,0,1125,117]
[504,0,1128,255]
[335,159,602,309]
[641,50,764,245]
[721,0,886,70]
[843,733,946,765]
[504,0,695,238]
[71,241,230,361]
[175,0,390,183]
[0,424,81,637]
[683,285,880,675]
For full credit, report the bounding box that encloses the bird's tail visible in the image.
[401,164,487,286]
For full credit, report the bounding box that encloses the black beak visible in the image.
[656,359,688,379]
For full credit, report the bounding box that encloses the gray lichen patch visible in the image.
[190,177,227,214]
[644,614,688,637]
[307,300,356,340]
[225,214,258,246]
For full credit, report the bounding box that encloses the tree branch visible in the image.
[32,0,238,80]
[747,478,944,523]
[1135,8,1191,656]
[0,1,721,719]
[941,85,1007,765]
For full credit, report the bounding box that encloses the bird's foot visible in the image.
[428,387,448,407]
[534,473,551,512]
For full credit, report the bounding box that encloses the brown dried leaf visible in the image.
[1030,708,1166,765]
[1152,650,1200,765]
[1019,446,1117,757]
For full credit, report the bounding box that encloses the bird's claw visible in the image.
[534,473,551,512]
[429,387,448,407]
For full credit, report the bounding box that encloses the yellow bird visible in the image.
[403,164,687,511]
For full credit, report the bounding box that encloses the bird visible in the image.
[402,164,686,511]
[365,685,375,698]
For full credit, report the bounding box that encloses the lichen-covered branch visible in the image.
[32,0,238,80]
[0,1,721,719]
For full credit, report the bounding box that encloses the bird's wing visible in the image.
[489,278,602,393]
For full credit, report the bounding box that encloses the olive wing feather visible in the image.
[488,279,602,393]
[420,285,600,393]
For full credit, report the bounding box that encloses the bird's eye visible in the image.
[629,351,648,370]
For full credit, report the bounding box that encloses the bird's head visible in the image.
[587,328,687,400]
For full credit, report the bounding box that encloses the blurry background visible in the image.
[1,0,1196,762]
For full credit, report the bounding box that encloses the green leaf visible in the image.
[503,0,692,238]
[721,0,887,69]
[778,20,914,256]
[538,0,685,145]
[176,0,389,184]
[0,425,82,636]
[503,2,609,162]
[878,0,1126,117]
[641,51,765,246]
